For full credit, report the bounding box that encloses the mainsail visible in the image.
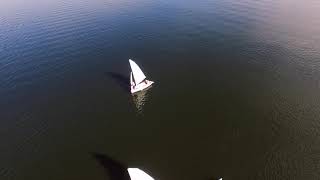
[127,168,154,180]
[129,59,146,84]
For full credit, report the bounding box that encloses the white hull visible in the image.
[131,80,154,94]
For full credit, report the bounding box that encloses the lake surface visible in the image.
[1,0,320,179]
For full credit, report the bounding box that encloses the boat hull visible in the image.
[131,80,154,94]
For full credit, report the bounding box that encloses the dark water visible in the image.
[1,0,320,179]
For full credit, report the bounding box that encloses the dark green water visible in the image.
[1,0,320,179]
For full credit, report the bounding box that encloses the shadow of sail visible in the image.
[107,72,130,92]
[92,153,131,180]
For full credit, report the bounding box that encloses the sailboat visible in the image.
[93,153,155,180]
[93,153,222,180]
[129,59,154,94]
[128,168,155,180]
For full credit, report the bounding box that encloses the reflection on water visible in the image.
[132,86,152,113]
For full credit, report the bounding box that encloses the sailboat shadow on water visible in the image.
[106,72,130,93]
[92,153,130,180]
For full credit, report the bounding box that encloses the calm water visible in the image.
[1,0,320,179]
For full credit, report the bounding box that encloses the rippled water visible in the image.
[1,0,320,179]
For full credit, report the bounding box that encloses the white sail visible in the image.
[127,168,154,180]
[129,59,146,84]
